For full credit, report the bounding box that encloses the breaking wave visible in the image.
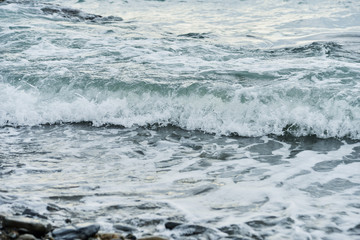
[1,79,359,139]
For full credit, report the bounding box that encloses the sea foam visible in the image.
[1,82,359,139]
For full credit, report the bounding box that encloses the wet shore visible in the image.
[0,214,169,240]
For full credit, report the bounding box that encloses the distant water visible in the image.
[1,0,360,239]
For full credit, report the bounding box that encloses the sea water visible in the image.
[0,0,360,239]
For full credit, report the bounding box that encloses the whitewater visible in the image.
[1,0,360,239]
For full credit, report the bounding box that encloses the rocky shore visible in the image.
[0,214,237,240]
[0,215,167,240]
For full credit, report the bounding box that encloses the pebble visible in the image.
[52,223,100,240]
[52,225,78,239]
[8,230,19,239]
[113,224,136,233]
[2,216,51,237]
[124,234,136,240]
[164,222,181,230]
[46,204,66,213]
[0,214,169,240]
[96,233,124,240]
[22,209,47,220]
[17,233,37,240]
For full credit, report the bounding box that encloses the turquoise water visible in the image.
[1,0,360,239]
[1,0,360,138]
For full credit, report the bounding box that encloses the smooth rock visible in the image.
[113,224,136,233]
[52,223,100,240]
[76,223,100,237]
[124,233,136,240]
[52,225,77,239]
[97,232,124,240]
[8,230,19,239]
[46,204,65,213]
[2,216,51,237]
[164,222,182,230]
[17,233,37,240]
[22,209,48,220]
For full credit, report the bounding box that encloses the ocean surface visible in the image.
[1,0,360,239]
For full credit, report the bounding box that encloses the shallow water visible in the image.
[1,125,360,239]
[1,0,360,239]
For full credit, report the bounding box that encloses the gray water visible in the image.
[1,0,360,239]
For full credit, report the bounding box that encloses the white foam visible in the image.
[1,82,360,139]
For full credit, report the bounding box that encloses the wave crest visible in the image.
[1,83,359,139]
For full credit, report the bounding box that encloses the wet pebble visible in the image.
[164,222,210,236]
[124,233,136,240]
[0,214,169,240]
[17,233,37,240]
[22,209,48,220]
[52,223,100,240]
[113,224,136,233]
[164,222,182,230]
[52,225,78,239]
[96,232,124,240]
[8,230,19,239]
[2,216,51,237]
[46,203,66,213]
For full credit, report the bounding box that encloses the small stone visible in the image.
[164,222,182,230]
[52,223,100,240]
[76,223,100,237]
[8,230,19,239]
[44,232,55,240]
[3,216,51,237]
[52,225,78,240]
[124,233,136,240]
[97,233,124,240]
[22,209,47,220]
[46,204,65,213]
[113,224,136,233]
[17,233,37,240]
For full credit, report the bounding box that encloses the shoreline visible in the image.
[0,215,168,240]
